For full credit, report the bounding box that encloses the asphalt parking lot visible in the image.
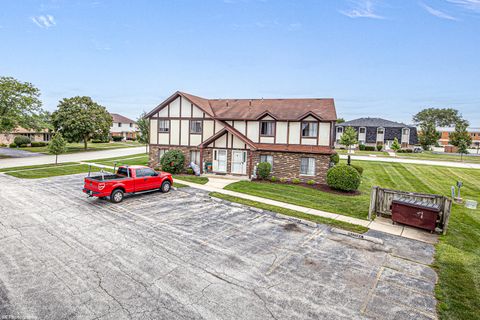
[0,173,438,320]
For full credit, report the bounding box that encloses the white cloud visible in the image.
[447,0,480,12]
[340,0,385,19]
[31,15,56,29]
[421,3,458,20]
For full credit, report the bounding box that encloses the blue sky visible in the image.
[1,0,479,124]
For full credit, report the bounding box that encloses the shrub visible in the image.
[292,178,300,184]
[330,153,340,165]
[307,180,316,185]
[31,141,47,147]
[279,177,288,183]
[327,164,361,192]
[186,168,194,175]
[376,144,383,151]
[257,162,272,179]
[270,176,277,182]
[398,149,413,153]
[364,146,376,151]
[91,139,104,143]
[160,149,185,174]
[112,136,123,142]
[350,164,364,176]
[14,136,31,146]
[359,144,366,151]
[9,143,17,148]
[0,143,6,147]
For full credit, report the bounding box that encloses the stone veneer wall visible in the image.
[252,151,331,183]
[149,146,199,169]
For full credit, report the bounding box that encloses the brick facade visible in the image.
[149,145,332,184]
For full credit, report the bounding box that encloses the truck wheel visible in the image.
[160,181,171,193]
[111,189,124,203]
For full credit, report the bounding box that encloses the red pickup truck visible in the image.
[83,165,173,203]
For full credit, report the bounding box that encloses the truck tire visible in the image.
[160,181,171,193]
[111,189,124,203]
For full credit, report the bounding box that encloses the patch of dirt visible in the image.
[254,180,361,196]
[283,223,302,232]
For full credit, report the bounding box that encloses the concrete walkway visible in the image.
[0,146,146,169]
[340,154,480,169]
[177,177,438,244]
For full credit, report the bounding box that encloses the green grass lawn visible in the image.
[336,149,390,156]
[85,153,149,167]
[397,150,480,164]
[226,160,480,319]
[4,164,98,179]
[17,141,142,154]
[0,162,79,172]
[209,192,368,233]
[172,175,209,185]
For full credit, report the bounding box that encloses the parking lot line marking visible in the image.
[360,266,384,314]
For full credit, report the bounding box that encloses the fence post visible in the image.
[368,186,378,221]
[442,197,452,235]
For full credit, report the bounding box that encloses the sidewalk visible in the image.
[340,154,480,169]
[179,178,438,244]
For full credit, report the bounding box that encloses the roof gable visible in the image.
[110,113,135,124]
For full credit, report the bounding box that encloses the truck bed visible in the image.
[87,174,128,181]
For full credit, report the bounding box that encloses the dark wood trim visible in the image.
[213,121,217,148]
[179,96,182,118]
[287,121,290,145]
[226,132,228,148]
[191,103,193,118]
[245,120,248,139]
[167,104,170,118]
[231,133,234,149]
[179,119,182,146]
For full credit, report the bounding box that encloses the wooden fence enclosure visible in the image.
[368,186,452,234]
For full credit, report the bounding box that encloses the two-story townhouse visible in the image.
[146,91,337,183]
[335,118,418,149]
[110,113,138,140]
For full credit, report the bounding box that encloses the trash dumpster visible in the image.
[391,197,441,232]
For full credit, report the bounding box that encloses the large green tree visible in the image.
[339,126,358,153]
[136,112,149,154]
[0,76,47,133]
[413,107,467,150]
[51,96,112,150]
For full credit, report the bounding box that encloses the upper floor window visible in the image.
[130,123,133,128]
[190,120,203,134]
[336,127,343,134]
[302,122,318,137]
[118,123,122,127]
[359,127,366,134]
[402,128,409,135]
[377,127,385,135]
[159,120,169,133]
[260,121,275,137]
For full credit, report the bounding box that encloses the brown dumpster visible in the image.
[391,197,441,232]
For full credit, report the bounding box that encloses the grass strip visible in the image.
[174,182,189,188]
[209,192,368,234]
[5,164,95,179]
[173,175,209,185]
[0,162,79,172]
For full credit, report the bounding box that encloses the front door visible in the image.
[231,150,247,175]
[213,149,227,173]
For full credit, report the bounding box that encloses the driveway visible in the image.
[0,174,438,319]
[0,146,146,169]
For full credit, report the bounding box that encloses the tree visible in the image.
[339,126,358,153]
[136,112,149,154]
[413,108,467,127]
[449,123,472,161]
[51,96,112,150]
[418,122,440,151]
[336,118,345,124]
[0,76,46,133]
[391,137,401,153]
[48,132,67,164]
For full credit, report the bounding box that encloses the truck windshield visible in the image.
[117,167,129,176]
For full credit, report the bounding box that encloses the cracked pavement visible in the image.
[0,173,438,319]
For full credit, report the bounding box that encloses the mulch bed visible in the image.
[253,179,361,196]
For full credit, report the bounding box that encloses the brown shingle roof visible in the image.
[110,113,136,124]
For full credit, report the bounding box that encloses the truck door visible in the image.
[134,168,158,192]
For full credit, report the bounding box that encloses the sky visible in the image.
[1,0,479,125]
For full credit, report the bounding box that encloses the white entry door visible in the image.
[213,149,227,173]
[231,150,247,175]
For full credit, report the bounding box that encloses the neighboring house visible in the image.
[0,127,52,145]
[437,127,480,147]
[146,91,337,183]
[335,118,418,149]
[110,113,138,140]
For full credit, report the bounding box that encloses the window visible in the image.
[402,128,409,135]
[300,158,315,176]
[117,167,132,177]
[136,168,156,177]
[260,121,275,136]
[190,120,203,134]
[359,127,366,134]
[118,123,122,127]
[259,155,273,168]
[159,120,169,133]
[129,123,133,127]
[377,127,384,135]
[337,127,343,133]
[190,150,200,165]
[302,122,318,137]
[158,149,167,162]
